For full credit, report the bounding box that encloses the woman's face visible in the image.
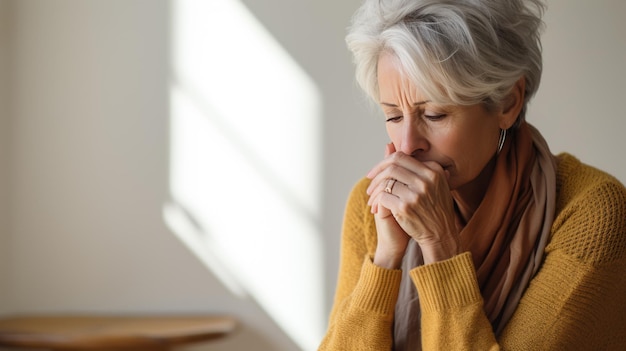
[377,53,504,191]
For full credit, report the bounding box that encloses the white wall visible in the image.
[0,0,10,315]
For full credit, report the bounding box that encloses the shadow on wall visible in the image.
[165,0,325,350]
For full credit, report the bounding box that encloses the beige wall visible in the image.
[5,0,300,350]
[0,0,10,315]
[2,0,625,350]
[529,0,626,183]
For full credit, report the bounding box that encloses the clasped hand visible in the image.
[366,143,460,268]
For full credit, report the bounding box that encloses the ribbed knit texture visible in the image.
[319,154,626,350]
[410,252,482,312]
[352,256,403,315]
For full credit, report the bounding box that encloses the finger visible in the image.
[367,170,412,207]
[377,202,393,219]
[366,156,406,195]
[386,142,396,156]
[370,191,394,218]
[419,161,451,187]
[368,178,397,207]
[367,157,426,199]
[375,144,396,198]
[424,161,451,181]
[374,191,404,220]
[369,143,391,214]
[368,143,396,180]
[421,160,445,175]
[367,151,422,181]
[369,163,450,217]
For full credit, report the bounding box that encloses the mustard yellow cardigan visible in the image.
[319,154,626,350]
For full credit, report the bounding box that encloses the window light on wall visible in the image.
[164,0,324,350]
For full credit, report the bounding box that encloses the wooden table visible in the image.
[0,315,236,350]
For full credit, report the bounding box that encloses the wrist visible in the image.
[373,246,404,269]
[420,238,460,265]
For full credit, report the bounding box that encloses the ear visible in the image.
[498,76,526,130]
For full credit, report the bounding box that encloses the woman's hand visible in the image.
[367,143,460,266]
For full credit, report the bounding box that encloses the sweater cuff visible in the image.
[409,252,482,312]
[351,255,403,315]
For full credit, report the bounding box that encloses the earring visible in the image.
[497,129,507,155]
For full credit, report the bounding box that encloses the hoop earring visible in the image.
[497,129,507,155]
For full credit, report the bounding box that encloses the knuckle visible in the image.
[387,164,400,175]
[390,152,403,162]
[413,181,426,194]
[385,163,401,178]
[398,201,411,214]
[423,168,439,183]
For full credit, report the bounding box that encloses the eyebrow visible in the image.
[380,101,430,108]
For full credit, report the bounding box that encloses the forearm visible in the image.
[411,252,499,350]
[320,256,402,351]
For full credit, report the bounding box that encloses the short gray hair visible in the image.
[346,0,545,122]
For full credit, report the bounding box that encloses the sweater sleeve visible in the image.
[410,253,499,350]
[410,155,626,350]
[318,178,403,351]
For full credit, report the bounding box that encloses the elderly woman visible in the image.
[319,0,626,350]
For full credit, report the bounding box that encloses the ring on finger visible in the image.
[384,178,397,194]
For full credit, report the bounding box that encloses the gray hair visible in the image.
[346,0,546,123]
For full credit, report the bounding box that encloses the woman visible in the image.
[319,0,626,350]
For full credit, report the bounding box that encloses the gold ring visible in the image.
[384,179,397,194]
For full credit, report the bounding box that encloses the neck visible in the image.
[451,156,497,224]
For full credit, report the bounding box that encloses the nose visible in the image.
[399,116,429,155]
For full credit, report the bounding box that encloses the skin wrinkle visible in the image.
[367,52,524,267]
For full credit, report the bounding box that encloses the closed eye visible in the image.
[424,114,446,121]
[385,116,402,123]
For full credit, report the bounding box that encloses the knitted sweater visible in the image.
[319,153,626,350]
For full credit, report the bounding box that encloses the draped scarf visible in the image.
[393,122,557,350]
